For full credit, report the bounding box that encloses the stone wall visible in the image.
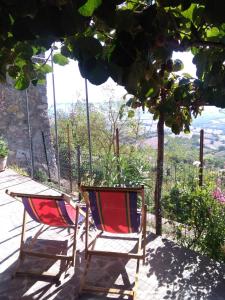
[0,80,57,179]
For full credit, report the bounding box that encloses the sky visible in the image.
[46,51,197,106]
[46,58,127,106]
[46,50,224,131]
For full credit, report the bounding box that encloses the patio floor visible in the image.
[1,168,225,300]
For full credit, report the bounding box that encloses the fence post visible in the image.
[199,129,204,187]
[41,131,51,181]
[154,112,164,236]
[115,128,121,185]
[25,89,34,179]
[174,164,177,184]
[51,48,60,188]
[77,145,81,201]
[67,124,73,193]
[85,79,93,178]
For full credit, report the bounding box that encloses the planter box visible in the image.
[0,156,7,172]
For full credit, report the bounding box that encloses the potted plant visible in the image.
[0,137,8,171]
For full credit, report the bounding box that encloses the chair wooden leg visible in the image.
[20,208,27,253]
[80,230,144,298]
[79,228,100,295]
[79,253,92,295]
[132,234,142,299]
[13,207,77,282]
[72,206,79,267]
[142,205,147,265]
[12,208,27,279]
[85,205,89,259]
[133,258,140,300]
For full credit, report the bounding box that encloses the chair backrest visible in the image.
[81,186,144,234]
[21,194,76,227]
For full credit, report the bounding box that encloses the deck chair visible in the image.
[6,190,84,284]
[80,185,147,300]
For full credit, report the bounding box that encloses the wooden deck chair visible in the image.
[80,185,147,300]
[6,190,85,284]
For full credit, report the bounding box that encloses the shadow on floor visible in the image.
[0,237,81,300]
[56,233,155,300]
[2,231,225,300]
[146,235,225,300]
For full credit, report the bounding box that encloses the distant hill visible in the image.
[191,107,225,133]
[50,102,225,135]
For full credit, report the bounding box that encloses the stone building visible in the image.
[0,80,57,179]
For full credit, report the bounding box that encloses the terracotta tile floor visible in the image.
[1,169,225,300]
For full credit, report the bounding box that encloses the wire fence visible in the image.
[31,103,225,209]
[41,128,223,210]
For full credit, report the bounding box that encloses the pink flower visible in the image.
[213,187,222,198]
[213,187,225,203]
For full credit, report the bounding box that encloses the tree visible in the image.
[0,0,225,234]
[165,136,198,164]
[55,100,147,182]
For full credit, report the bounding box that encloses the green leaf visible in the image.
[192,52,207,80]
[206,27,220,38]
[14,42,33,60]
[7,65,20,78]
[145,87,154,97]
[191,47,198,55]
[119,104,126,119]
[171,123,181,135]
[79,0,102,17]
[37,78,46,85]
[182,73,192,79]
[128,110,135,118]
[181,3,196,20]
[70,36,103,60]
[79,58,109,85]
[173,59,184,72]
[14,57,27,68]
[53,53,69,66]
[14,75,29,90]
[184,127,190,134]
[192,6,205,27]
[115,10,138,31]
[126,0,139,9]
[39,64,52,74]
[61,45,72,58]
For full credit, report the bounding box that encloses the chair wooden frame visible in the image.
[80,185,147,300]
[7,190,82,284]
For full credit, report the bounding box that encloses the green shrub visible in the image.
[162,180,225,261]
[34,169,48,182]
[0,137,8,158]
[9,164,28,176]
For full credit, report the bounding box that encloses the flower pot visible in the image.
[0,156,7,172]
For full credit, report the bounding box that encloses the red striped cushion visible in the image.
[88,190,139,233]
[22,197,76,226]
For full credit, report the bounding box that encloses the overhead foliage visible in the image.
[0,0,225,133]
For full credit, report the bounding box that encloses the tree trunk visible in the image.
[154,112,164,236]
[199,129,204,187]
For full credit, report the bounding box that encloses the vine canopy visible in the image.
[0,0,225,133]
